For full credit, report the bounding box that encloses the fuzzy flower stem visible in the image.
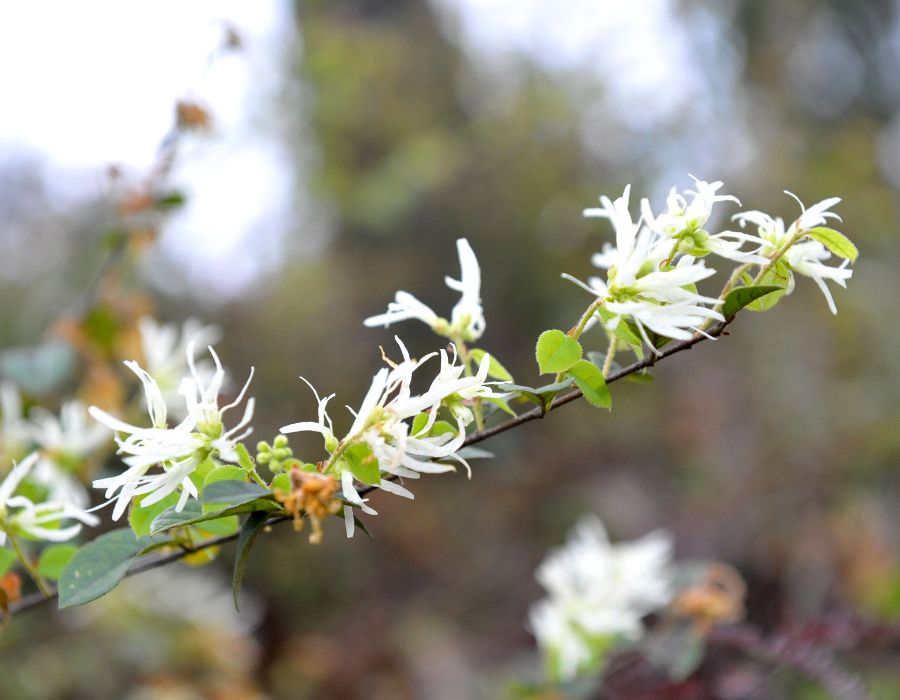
[601,338,618,378]
[2,525,52,597]
[555,297,607,383]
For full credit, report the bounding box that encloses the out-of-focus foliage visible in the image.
[1,0,899,698]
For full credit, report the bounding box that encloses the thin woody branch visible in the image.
[8,318,732,616]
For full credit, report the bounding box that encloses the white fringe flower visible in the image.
[567,185,724,347]
[364,238,486,342]
[281,337,500,537]
[0,452,98,546]
[529,515,673,682]
[89,343,255,520]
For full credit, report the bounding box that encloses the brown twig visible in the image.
[8,318,733,616]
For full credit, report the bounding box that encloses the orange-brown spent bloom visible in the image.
[176,100,213,131]
[670,562,746,634]
[274,467,341,545]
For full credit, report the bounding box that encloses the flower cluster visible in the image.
[364,238,485,342]
[281,337,500,537]
[529,516,673,682]
[567,179,854,351]
[89,342,255,519]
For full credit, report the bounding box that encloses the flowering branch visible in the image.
[8,314,735,615]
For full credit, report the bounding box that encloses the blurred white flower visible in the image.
[138,316,222,418]
[0,452,98,546]
[364,238,486,342]
[529,515,673,682]
[90,343,255,520]
[27,399,107,509]
[0,382,30,463]
[281,337,500,537]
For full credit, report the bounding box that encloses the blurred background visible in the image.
[0,0,898,697]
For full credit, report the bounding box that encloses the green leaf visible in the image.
[343,443,380,485]
[468,348,513,381]
[37,544,79,581]
[565,360,612,409]
[0,548,17,576]
[234,443,255,471]
[535,330,583,374]
[270,472,292,493]
[203,466,247,489]
[597,308,644,358]
[484,396,517,417]
[151,496,276,536]
[233,511,269,610]
[747,266,790,311]
[129,492,180,538]
[807,227,858,262]
[201,480,274,508]
[500,380,571,411]
[721,285,784,320]
[192,516,240,537]
[58,529,169,608]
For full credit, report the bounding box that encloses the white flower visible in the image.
[0,453,98,546]
[364,238,486,342]
[569,184,725,347]
[138,317,222,419]
[89,343,255,520]
[26,399,108,509]
[734,194,851,314]
[281,337,500,537]
[529,515,673,682]
[640,177,767,264]
[0,382,31,463]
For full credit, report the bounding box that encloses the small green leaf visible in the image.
[468,348,513,381]
[566,360,612,409]
[234,443,255,471]
[270,472,292,493]
[233,511,269,610]
[535,330,583,374]
[192,516,240,537]
[747,266,789,311]
[129,492,180,538]
[203,466,247,489]
[343,443,380,486]
[201,480,273,508]
[722,285,784,319]
[807,227,858,262]
[0,548,16,576]
[500,380,571,411]
[150,500,261,535]
[484,396,517,417]
[58,529,169,608]
[37,544,79,581]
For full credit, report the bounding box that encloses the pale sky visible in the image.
[0,0,754,295]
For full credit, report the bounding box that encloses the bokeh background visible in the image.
[1,0,898,698]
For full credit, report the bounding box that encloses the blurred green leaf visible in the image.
[468,348,513,381]
[233,510,268,610]
[0,548,17,577]
[129,492,180,538]
[36,544,79,581]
